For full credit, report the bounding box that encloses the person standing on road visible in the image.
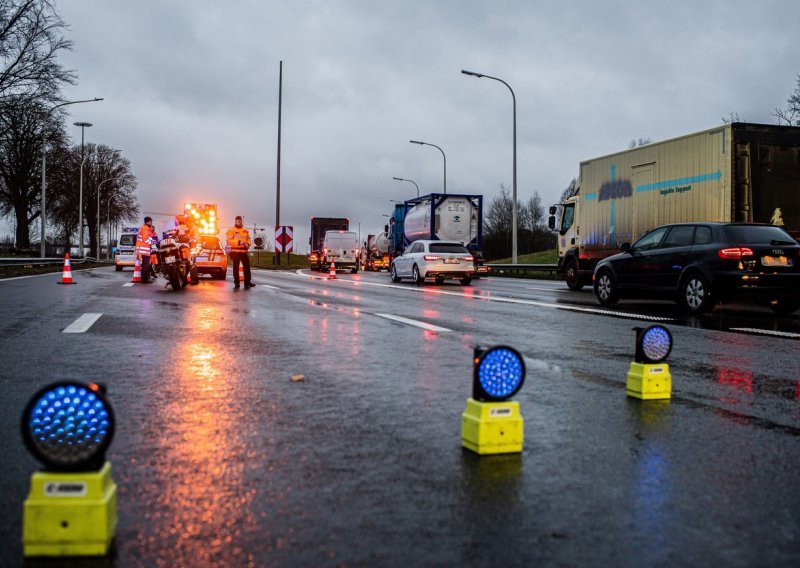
[136,216,157,283]
[226,215,255,289]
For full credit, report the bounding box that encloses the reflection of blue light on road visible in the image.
[634,441,670,546]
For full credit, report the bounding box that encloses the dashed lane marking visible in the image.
[730,328,800,339]
[63,313,103,333]
[374,313,452,333]
[123,282,134,287]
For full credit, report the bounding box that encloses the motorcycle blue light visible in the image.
[473,346,526,401]
[21,382,114,472]
[635,325,673,363]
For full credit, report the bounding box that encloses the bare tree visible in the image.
[721,112,742,124]
[559,178,577,203]
[0,0,75,103]
[773,74,800,126]
[628,137,651,149]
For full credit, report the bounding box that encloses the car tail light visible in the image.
[462,255,474,261]
[424,255,442,261]
[718,247,754,260]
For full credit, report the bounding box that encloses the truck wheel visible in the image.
[390,264,400,282]
[565,258,583,291]
[679,273,713,313]
[594,269,618,305]
[770,299,800,315]
[460,277,472,286]
[412,265,424,285]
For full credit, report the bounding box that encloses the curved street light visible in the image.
[73,122,93,257]
[95,150,121,259]
[462,69,518,263]
[392,176,419,198]
[40,98,103,257]
[410,140,446,194]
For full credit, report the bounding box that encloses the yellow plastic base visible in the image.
[626,362,672,400]
[461,398,524,455]
[23,461,118,557]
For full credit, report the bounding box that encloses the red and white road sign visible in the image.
[275,225,294,253]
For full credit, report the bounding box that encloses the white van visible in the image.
[323,230,359,273]
[115,227,139,271]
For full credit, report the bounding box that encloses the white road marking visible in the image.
[374,313,452,333]
[123,282,134,287]
[256,283,281,290]
[526,285,570,293]
[730,328,800,339]
[63,313,103,333]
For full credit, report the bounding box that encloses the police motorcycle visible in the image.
[152,228,199,290]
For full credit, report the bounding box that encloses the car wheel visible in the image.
[412,265,424,285]
[680,273,713,313]
[565,258,584,291]
[594,269,618,305]
[435,277,444,285]
[460,277,472,286]
[769,299,800,315]
[390,264,400,282]
[115,265,123,272]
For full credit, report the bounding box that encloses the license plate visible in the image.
[444,258,460,264]
[165,255,176,264]
[196,256,207,262]
[762,255,791,267]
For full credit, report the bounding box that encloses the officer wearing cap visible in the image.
[136,216,157,283]
[226,215,254,289]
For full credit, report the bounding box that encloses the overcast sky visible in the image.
[49,0,800,250]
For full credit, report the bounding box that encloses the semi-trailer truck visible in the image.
[360,233,391,271]
[309,217,349,271]
[549,122,800,290]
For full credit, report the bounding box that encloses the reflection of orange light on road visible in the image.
[716,367,753,394]
[423,309,440,319]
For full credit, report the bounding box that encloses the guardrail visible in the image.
[487,263,558,274]
[0,257,113,267]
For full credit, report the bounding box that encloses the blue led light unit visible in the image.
[21,382,115,472]
[473,345,526,402]
[634,325,673,364]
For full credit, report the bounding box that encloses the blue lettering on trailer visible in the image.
[636,171,721,192]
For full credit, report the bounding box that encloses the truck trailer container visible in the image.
[549,122,800,290]
[308,217,349,271]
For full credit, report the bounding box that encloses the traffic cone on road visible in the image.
[131,256,142,283]
[238,262,245,283]
[328,260,337,279]
[57,253,75,285]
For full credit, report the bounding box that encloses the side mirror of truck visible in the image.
[548,216,556,231]
[548,205,557,215]
[384,224,389,233]
[620,243,631,253]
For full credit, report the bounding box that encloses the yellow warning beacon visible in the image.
[461,345,526,455]
[21,382,118,557]
[626,325,673,400]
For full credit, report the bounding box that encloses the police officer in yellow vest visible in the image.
[226,215,254,289]
[136,216,157,283]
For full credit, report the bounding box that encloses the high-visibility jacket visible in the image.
[226,226,251,252]
[136,224,157,256]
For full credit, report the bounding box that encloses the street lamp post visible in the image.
[462,69,518,264]
[409,140,446,194]
[73,122,93,257]
[392,176,419,198]
[95,150,120,259]
[97,174,117,259]
[40,98,103,257]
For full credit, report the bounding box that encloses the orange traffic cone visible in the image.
[238,262,245,283]
[132,256,142,283]
[57,252,75,285]
[328,259,337,279]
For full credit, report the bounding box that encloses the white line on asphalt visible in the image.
[526,286,569,293]
[123,282,134,287]
[284,271,674,323]
[256,283,281,290]
[374,313,452,333]
[730,328,800,339]
[63,313,103,333]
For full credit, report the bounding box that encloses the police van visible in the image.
[115,227,139,271]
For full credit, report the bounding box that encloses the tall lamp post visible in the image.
[97,172,118,259]
[73,122,92,257]
[40,97,103,257]
[392,176,419,198]
[95,150,120,259]
[409,140,446,194]
[462,69,518,264]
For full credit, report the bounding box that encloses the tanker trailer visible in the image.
[402,194,486,276]
[361,232,391,271]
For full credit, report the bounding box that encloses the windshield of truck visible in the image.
[119,234,136,246]
[561,203,575,233]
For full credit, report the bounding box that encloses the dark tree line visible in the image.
[0,0,138,255]
[482,185,555,260]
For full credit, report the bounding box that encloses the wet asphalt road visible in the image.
[1,267,799,566]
